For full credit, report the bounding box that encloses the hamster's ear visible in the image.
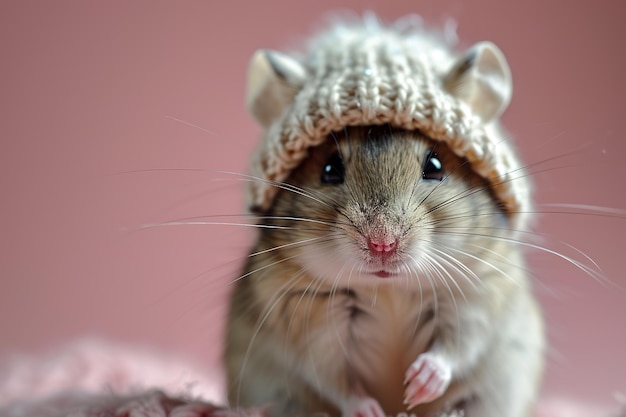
[443,42,512,122]
[247,49,306,127]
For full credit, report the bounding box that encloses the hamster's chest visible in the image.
[323,285,438,388]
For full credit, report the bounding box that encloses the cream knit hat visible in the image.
[245,16,531,231]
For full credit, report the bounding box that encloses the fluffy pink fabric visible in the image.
[0,340,621,417]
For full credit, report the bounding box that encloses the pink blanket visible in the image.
[0,339,621,417]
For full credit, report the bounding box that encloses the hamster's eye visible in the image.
[321,152,345,185]
[422,149,444,181]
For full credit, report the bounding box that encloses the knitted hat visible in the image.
[245,16,531,231]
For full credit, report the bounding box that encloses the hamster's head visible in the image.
[263,125,510,288]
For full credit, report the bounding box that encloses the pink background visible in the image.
[1,0,625,409]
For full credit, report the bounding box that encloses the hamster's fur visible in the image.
[225,126,544,417]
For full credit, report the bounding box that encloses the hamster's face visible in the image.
[265,125,508,288]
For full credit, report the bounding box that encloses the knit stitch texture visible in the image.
[247,16,531,230]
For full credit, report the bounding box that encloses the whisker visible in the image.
[406,253,439,323]
[419,147,594,220]
[249,236,331,257]
[109,167,211,176]
[215,171,336,211]
[540,203,626,218]
[423,253,465,312]
[405,203,626,230]
[164,115,219,137]
[400,259,425,339]
[427,246,482,292]
[258,215,350,229]
[152,254,242,307]
[435,223,607,280]
[213,172,358,228]
[227,254,301,286]
[422,252,464,354]
[442,244,522,288]
[436,230,608,285]
[134,220,294,231]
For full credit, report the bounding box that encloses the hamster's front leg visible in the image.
[403,299,492,410]
[403,351,453,409]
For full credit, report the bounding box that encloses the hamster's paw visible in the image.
[342,396,386,417]
[403,352,451,410]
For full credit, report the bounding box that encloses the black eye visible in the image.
[321,152,345,185]
[422,149,444,181]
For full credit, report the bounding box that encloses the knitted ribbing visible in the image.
[248,18,531,231]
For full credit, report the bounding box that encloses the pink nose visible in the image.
[368,238,397,255]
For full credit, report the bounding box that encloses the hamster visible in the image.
[225,125,544,417]
[224,16,544,417]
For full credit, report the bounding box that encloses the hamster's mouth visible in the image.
[363,259,401,278]
[374,270,392,278]
[364,262,401,278]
